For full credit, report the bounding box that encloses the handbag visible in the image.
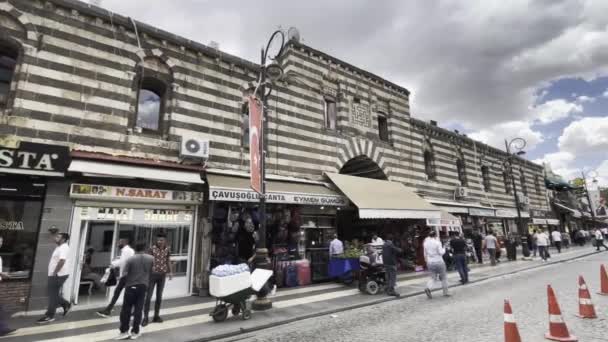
[101,267,118,287]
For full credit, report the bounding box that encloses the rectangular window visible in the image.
[0,198,43,279]
[482,166,491,192]
[378,114,389,142]
[324,99,337,130]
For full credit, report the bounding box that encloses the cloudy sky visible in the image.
[94,0,608,184]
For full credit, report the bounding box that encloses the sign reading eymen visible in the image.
[0,142,70,175]
[249,96,263,194]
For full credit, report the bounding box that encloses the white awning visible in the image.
[68,160,204,185]
[326,173,440,219]
[554,203,582,218]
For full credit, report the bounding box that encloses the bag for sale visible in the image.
[285,263,298,287]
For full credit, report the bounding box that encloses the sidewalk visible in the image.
[0,246,602,342]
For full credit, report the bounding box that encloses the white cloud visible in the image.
[558,117,608,154]
[576,95,595,103]
[533,151,577,180]
[96,0,608,132]
[603,89,608,98]
[595,160,608,187]
[468,121,544,151]
[530,99,583,124]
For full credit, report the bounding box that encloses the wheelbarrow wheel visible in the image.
[212,304,229,322]
[242,309,252,320]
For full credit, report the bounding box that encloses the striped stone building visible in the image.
[0,0,550,314]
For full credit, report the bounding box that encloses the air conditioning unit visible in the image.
[180,135,209,159]
[455,186,468,198]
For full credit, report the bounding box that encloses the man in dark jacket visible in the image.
[472,230,483,264]
[450,233,469,284]
[382,234,402,297]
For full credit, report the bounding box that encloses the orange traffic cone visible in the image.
[504,299,522,342]
[545,285,577,342]
[599,264,608,296]
[575,276,597,319]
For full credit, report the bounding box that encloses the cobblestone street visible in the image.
[217,253,608,342]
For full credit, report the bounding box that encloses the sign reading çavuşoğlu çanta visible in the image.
[70,184,202,204]
[210,188,348,206]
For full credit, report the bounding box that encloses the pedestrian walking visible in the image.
[594,228,608,251]
[142,234,173,326]
[536,229,550,262]
[0,236,17,336]
[483,231,498,266]
[115,241,154,340]
[423,230,450,299]
[551,229,562,253]
[97,238,135,318]
[472,230,483,264]
[382,234,402,297]
[531,230,539,257]
[37,233,71,324]
[329,234,344,258]
[450,232,469,284]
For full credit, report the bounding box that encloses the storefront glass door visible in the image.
[67,207,195,307]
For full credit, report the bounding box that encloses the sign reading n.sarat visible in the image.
[0,142,70,176]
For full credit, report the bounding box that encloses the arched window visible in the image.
[241,102,249,148]
[424,150,435,179]
[455,151,467,186]
[133,57,172,134]
[136,78,165,131]
[520,169,528,196]
[0,41,18,109]
[481,165,491,192]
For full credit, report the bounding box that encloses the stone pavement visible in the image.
[0,246,602,342]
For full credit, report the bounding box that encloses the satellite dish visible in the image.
[288,27,301,43]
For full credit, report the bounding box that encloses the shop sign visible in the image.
[0,221,24,230]
[532,218,547,225]
[495,209,518,218]
[546,219,560,225]
[209,188,348,206]
[81,207,193,223]
[0,142,70,176]
[468,208,495,217]
[70,184,203,204]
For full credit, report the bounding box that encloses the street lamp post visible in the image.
[504,138,531,258]
[251,30,286,311]
[581,170,598,228]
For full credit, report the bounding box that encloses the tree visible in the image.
[570,178,585,188]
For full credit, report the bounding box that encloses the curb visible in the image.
[193,249,605,342]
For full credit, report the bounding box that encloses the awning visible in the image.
[68,159,204,184]
[427,210,462,231]
[554,203,582,218]
[207,174,348,206]
[326,173,440,219]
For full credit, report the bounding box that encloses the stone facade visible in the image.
[0,0,549,214]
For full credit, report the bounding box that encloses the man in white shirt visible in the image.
[595,228,608,251]
[329,234,344,258]
[97,238,135,317]
[551,229,562,253]
[423,230,449,299]
[536,229,550,262]
[371,233,384,246]
[483,231,498,266]
[37,233,71,324]
[0,236,16,336]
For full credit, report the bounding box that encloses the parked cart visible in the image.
[209,268,273,322]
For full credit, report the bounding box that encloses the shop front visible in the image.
[206,173,348,286]
[0,142,70,313]
[62,156,205,308]
[325,173,440,272]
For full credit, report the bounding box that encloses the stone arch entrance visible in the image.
[340,155,387,180]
